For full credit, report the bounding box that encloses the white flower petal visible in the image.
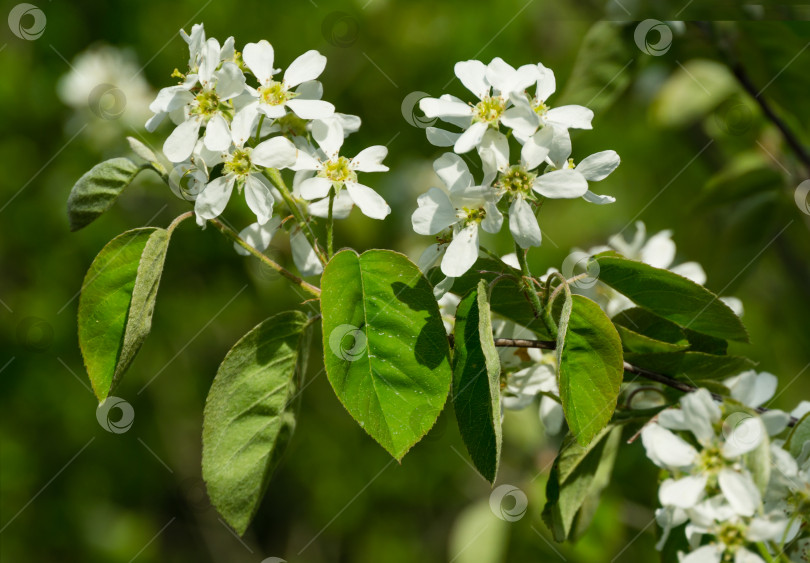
[198,38,221,84]
[521,126,553,170]
[285,98,335,119]
[234,216,281,256]
[252,136,298,169]
[539,398,564,434]
[243,40,276,84]
[726,371,777,408]
[195,175,235,224]
[295,80,323,100]
[312,118,344,157]
[546,125,573,168]
[718,469,761,516]
[658,475,707,509]
[442,224,479,277]
[203,113,232,152]
[417,242,447,273]
[681,545,722,563]
[291,150,322,172]
[720,296,744,316]
[257,103,287,119]
[535,63,556,101]
[722,416,765,458]
[760,410,790,436]
[352,145,388,172]
[734,548,766,563]
[576,150,620,182]
[453,121,488,154]
[640,423,699,469]
[454,59,489,99]
[747,516,790,542]
[215,62,246,100]
[546,105,594,129]
[533,170,588,199]
[582,190,616,204]
[299,177,333,200]
[231,103,259,148]
[308,188,353,219]
[477,128,509,182]
[426,127,461,147]
[510,197,542,248]
[244,174,275,224]
[681,388,721,444]
[670,261,707,285]
[434,152,474,192]
[284,50,327,87]
[345,181,390,220]
[640,230,676,269]
[164,117,202,163]
[481,201,504,234]
[290,229,324,277]
[502,95,541,137]
[420,97,472,118]
[412,187,458,235]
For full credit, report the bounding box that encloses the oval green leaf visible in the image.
[558,295,623,446]
[320,249,452,460]
[592,253,749,342]
[624,351,755,382]
[453,280,502,483]
[202,311,310,535]
[78,227,170,400]
[67,157,143,231]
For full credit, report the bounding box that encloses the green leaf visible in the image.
[786,412,810,458]
[202,312,310,535]
[592,253,749,342]
[624,351,755,382]
[612,308,690,355]
[320,249,452,460]
[542,425,622,542]
[445,258,552,339]
[67,158,144,231]
[558,295,623,446]
[560,21,635,114]
[452,280,502,483]
[684,328,728,355]
[650,59,738,128]
[78,227,171,401]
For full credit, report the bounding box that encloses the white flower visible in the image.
[411,153,503,277]
[158,37,247,162]
[505,62,594,143]
[641,389,766,516]
[724,371,778,409]
[608,221,706,282]
[239,40,335,126]
[293,119,390,220]
[420,57,539,153]
[194,117,297,225]
[232,217,322,277]
[534,130,620,202]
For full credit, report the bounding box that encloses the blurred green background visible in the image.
[3,1,810,561]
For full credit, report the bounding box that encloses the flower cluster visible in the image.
[640,383,810,562]
[412,57,620,279]
[145,24,390,274]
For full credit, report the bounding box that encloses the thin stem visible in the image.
[262,168,327,265]
[513,241,544,318]
[326,187,335,259]
[167,211,194,234]
[209,218,321,298]
[253,114,266,145]
[485,335,799,427]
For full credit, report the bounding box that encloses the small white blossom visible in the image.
[411,153,503,277]
[293,119,391,220]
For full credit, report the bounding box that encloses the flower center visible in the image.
[463,206,486,225]
[534,99,550,118]
[224,148,253,176]
[498,165,536,195]
[472,95,506,124]
[259,80,295,106]
[717,522,746,559]
[699,446,726,473]
[195,90,221,117]
[321,156,356,183]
